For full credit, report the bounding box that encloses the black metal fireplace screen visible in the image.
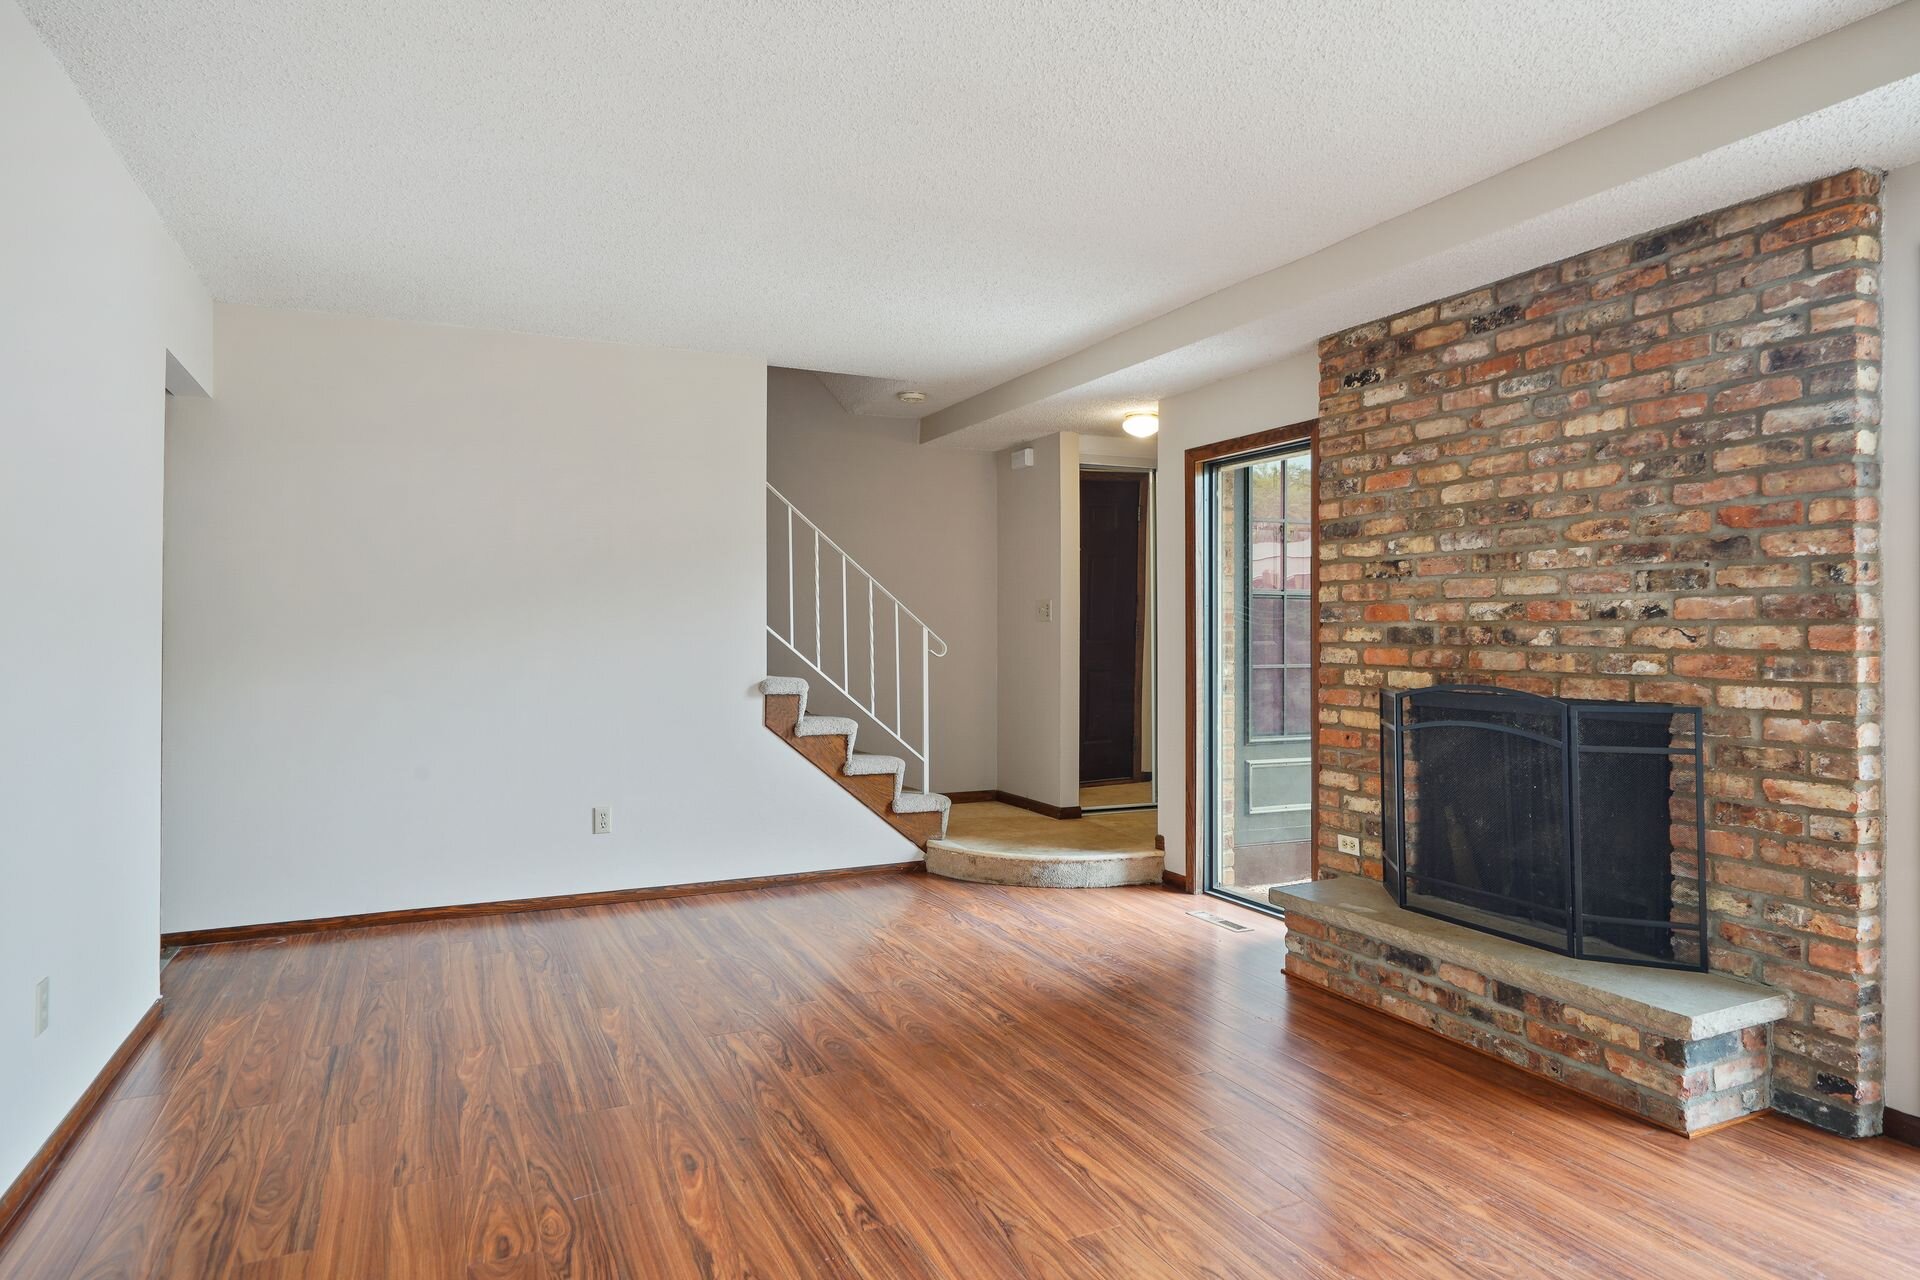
[1381,685,1706,971]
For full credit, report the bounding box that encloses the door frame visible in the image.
[1078,468,1151,787]
[1182,418,1319,895]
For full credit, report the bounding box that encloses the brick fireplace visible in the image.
[1303,170,1885,1136]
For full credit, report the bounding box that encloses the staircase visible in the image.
[760,676,950,848]
[763,487,1148,884]
[763,484,952,851]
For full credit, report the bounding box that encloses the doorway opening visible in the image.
[1198,431,1315,913]
[1078,468,1155,814]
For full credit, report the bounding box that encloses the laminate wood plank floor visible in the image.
[6,875,1920,1279]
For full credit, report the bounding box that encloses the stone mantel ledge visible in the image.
[1270,876,1792,1041]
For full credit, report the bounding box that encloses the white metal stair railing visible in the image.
[766,483,946,794]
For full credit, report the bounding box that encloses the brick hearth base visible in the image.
[1273,878,1793,1134]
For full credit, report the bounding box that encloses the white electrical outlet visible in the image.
[33,977,49,1037]
[1038,599,1053,621]
[1337,834,1361,856]
[592,807,611,836]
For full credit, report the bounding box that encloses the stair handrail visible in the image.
[766,483,945,793]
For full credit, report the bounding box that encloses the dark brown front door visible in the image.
[1080,471,1147,783]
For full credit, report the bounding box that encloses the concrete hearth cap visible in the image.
[1271,876,1792,1041]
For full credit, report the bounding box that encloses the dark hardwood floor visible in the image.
[5,875,1919,1278]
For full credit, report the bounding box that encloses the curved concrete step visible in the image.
[925,841,1161,888]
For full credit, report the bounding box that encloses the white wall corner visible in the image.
[1879,160,1918,1116]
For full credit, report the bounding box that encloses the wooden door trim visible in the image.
[1130,471,1150,782]
[1183,418,1319,895]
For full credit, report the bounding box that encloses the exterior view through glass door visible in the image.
[1204,444,1313,911]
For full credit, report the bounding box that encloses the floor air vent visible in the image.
[1188,910,1253,932]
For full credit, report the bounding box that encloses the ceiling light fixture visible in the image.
[896,390,927,404]
[1122,412,1159,438]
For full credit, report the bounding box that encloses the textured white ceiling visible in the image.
[20,0,1894,421]
[943,73,1920,451]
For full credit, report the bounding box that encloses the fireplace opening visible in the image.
[1380,686,1706,971]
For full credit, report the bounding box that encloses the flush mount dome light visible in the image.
[1122,412,1159,438]
[896,390,928,404]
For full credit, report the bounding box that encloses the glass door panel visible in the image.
[1205,445,1313,911]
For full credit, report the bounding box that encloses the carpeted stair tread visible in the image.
[844,752,907,778]
[891,790,950,839]
[890,792,950,815]
[795,713,858,740]
[759,675,812,720]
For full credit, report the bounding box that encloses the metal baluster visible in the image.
[764,485,941,789]
[921,631,932,793]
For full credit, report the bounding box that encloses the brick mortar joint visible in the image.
[1285,929,1755,1074]
[1307,171,1886,1110]
[1283,947,1759,1110]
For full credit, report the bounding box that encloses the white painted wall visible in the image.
[161,305,911,935]
[1155,354,1320,876]
[1080,433,1159,469]
[997,433,1081,807]
[765,369,998,793]
[0,0,211,1196]
[1882,160,1918,1118]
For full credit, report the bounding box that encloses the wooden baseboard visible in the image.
[947,789,1090,820]
[0,999,161,1253]
[161,861,924,948]
[1884,1106,1920,1147]
[1161,869,1190,891]
[994,791,1082,820]
[1683,1109,1772,1139]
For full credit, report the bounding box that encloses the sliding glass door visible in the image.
[1203,443,1314,911]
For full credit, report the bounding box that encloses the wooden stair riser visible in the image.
[891,810,942,846]
[762,694,939,849]
[765,693,803,737]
